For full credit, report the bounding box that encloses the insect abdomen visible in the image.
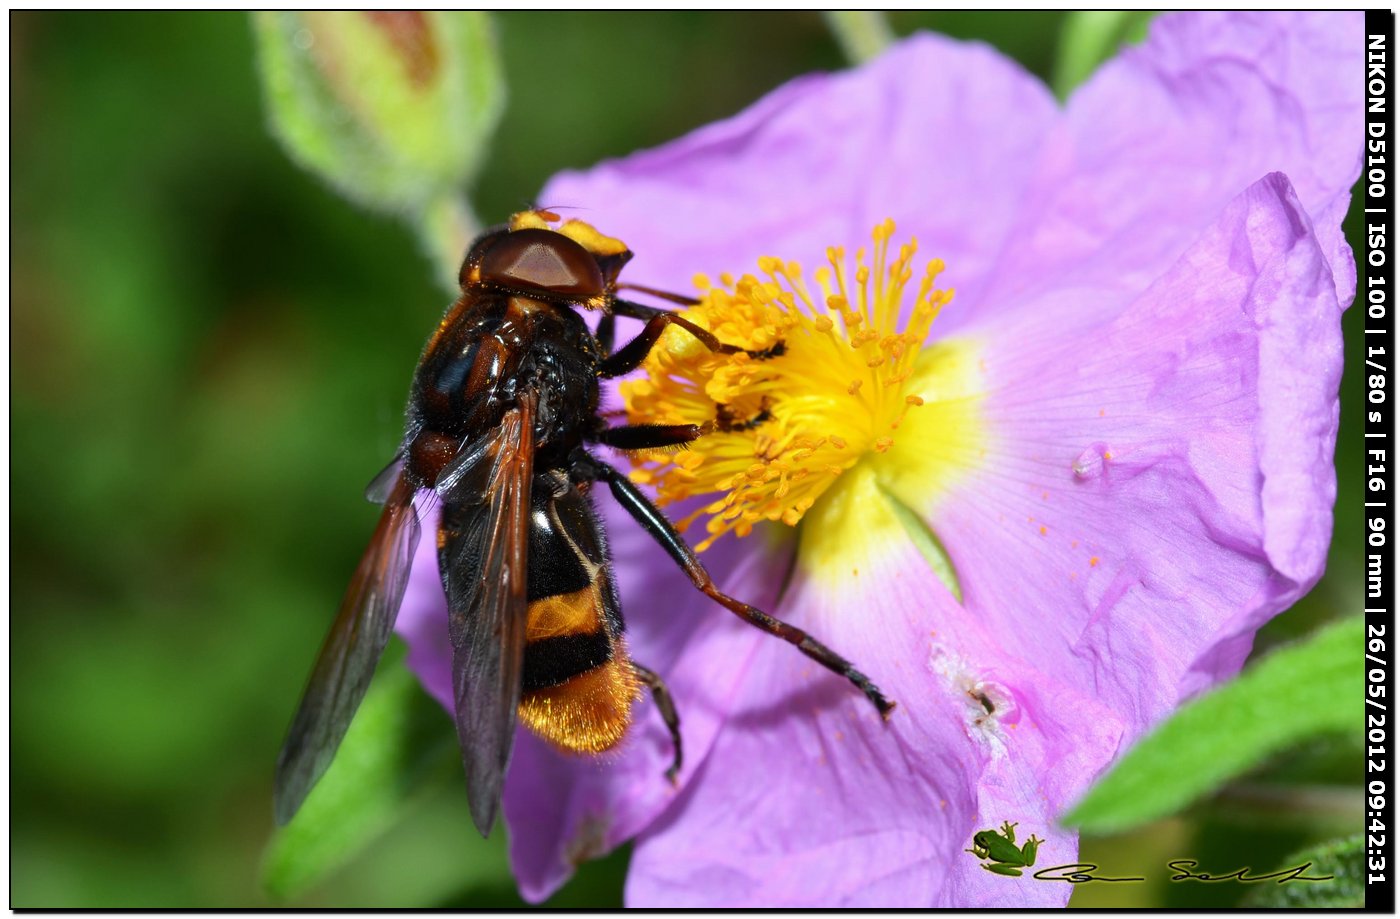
[516,479,638,753]
[517,584,639,754]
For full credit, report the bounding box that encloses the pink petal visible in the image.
[540,32,1059,315]
[900,172,1342,734]
[626,521,1122,906]
[979,11,1362,341]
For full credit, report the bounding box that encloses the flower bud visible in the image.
[253,11,504,216]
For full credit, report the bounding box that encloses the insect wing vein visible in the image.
[441,396,534,836]
[274,475,421,825]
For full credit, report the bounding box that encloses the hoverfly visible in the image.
[275,210,895,835]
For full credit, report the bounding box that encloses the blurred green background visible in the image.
[11,11,1364,908]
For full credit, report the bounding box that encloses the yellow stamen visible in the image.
[619,221,956,549]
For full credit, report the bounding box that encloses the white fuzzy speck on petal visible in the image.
[928,643,1015,755]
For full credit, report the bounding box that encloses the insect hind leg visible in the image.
[631,661,682,784]
[576,454,896,720]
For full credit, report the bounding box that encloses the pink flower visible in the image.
[395,11,1360,907]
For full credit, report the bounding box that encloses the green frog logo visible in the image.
[965,821,1043,877]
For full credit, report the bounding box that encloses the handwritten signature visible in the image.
[1029,861,1333,885]
[1032,864,1145,884]
[1165,860,1334,884]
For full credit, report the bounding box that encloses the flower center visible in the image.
[620,220,955,551]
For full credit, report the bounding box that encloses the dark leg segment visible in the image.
[615,283,700,307]
[595,312,616,356]
[600,306,742,378]
[591,422,710,452]
[578,455,896,719]
[632,661,683,784]
[611,299,682,322]
[601,299,785,377]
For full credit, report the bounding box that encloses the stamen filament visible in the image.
[619,221,952,549]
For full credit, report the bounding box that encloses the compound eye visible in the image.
[477,229,605,299]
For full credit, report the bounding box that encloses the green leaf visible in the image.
[1051,11,1157,100]
[261,648,458,899]
[252,11,504,217]
[322,784,513,907]
[1241,835,1366,907]
[1064,616,1362,834]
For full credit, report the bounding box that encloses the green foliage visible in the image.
[262,647,457,899]
[1052,11,1156,99]
[1065,617,1361,834]
[1241,835,1365,907]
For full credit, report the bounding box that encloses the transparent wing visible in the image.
[364,452,404,505]
[438,395,534,836]
[275,473,421,825]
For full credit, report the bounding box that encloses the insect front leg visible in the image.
[575,454,896,719]
[614,282,700,306]
[595,312,616,356]
[632,661,683,784]
[589,422,711,452]
[599,299,782,378]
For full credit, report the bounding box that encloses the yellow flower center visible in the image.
[621,219,959,552]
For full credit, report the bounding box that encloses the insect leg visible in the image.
[590,422,710,452]
[600,306,737,377]
[595,312,616,355]
[631,661,683,784]
[578,455,896,719]
[610,299,681,321]
[363,451,404,505]
[600,300,783,377]
[614,283,700,306]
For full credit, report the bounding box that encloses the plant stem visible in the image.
[823,11,894,65]
[417,194,481,295]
